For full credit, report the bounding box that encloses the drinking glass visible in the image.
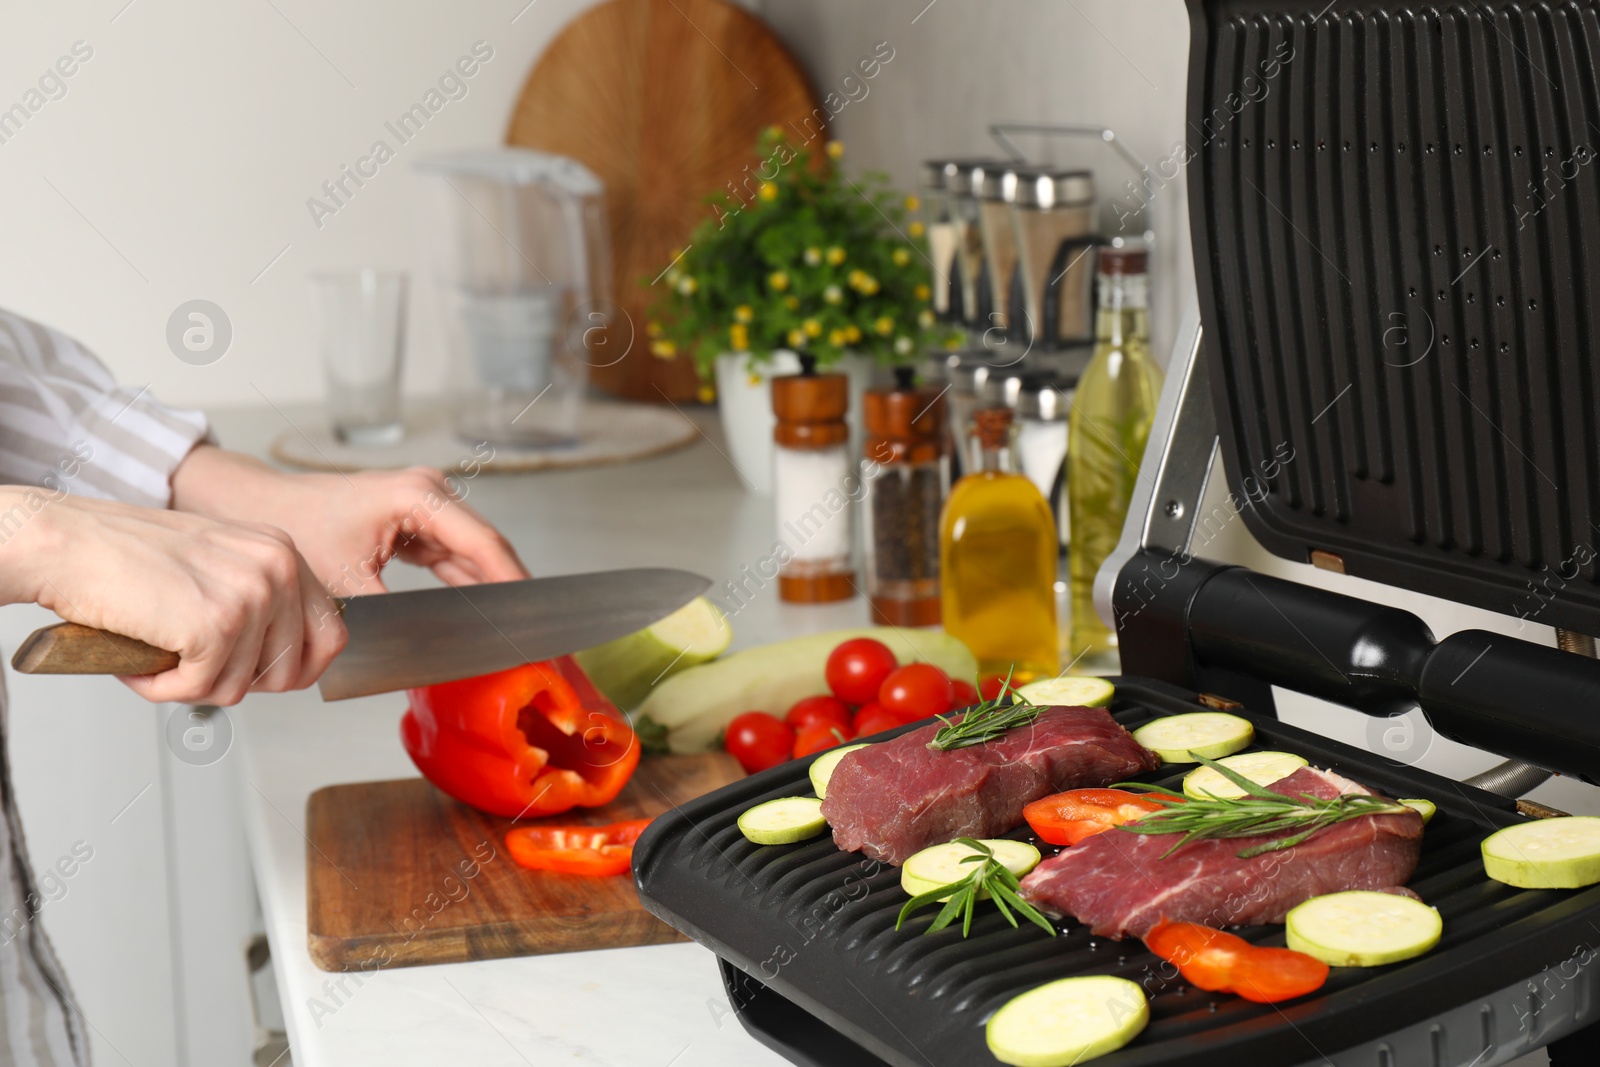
[309,269,408,445]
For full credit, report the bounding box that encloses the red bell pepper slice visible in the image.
[401,655,640,819]
[1144,920,1329,1003]
[1023,788,1177,846]
[505,817,653,877]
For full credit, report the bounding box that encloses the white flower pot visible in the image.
[714,350,878,494]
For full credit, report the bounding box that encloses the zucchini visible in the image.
[737,797,827,845]
[574,596,730,709]
[1482,816,1600,889]
[1399,798,1437,825]
[1012,676,1115,708]
[1285,890,1442,966]
[635,627,977,754]
[986,975,1148,1066]
[901,839,1040,901]
[1183,750,1309,800]
[809,743,870,800]
[1132,712,1255,763]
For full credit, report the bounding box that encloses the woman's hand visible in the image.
[170,446,527,596]
[2,491,346,706]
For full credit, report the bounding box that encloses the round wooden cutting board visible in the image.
[507,0,820,403]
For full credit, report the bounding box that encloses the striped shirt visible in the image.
[0,307,213,1067]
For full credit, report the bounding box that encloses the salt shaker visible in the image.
[862,367,948,626]
[772,358,855,603]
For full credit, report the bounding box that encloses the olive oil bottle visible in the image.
[1067,247,1162,660]
[940,406,1059,683]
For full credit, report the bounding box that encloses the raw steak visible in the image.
[819,706,1159,866]
[1019,766,1425,938]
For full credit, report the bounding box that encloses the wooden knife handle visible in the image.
[11,623,179,676]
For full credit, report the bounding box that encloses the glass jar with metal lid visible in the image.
[919,160,964,322]
[975,162,1023,338]
[1016,372,1075,554]
[1010,168,1099,349]
[946,160,1008,334]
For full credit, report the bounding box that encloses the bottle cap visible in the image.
[772,371,848,448]
[1099,246,1149,277]
[972,406,1015,449]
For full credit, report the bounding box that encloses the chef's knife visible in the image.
[10,567,711,701]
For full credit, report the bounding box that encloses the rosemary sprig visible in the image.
[927,668,1037,750]
[894,838,1057,938]
[1115,753,1412,859]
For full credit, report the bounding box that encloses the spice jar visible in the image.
[862,367,949,626]
[772,359,855,603]
[1016,372,1073,554]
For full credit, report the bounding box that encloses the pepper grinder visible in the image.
[772,357,855,603]
[862,366,949,626]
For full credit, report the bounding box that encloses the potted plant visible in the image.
[650,128,943,493]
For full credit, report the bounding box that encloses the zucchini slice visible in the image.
[986,975,1148,1066]
[1285,891,1441,967]
[1482,816,1600,889]
[1132,712,1255,763]
[737,797,827,845]
[901,839,1041,901]
[1182,750,1309,800]
[1012,676,1115,708]
[1399,798,1437,825]
[809,743,870,800]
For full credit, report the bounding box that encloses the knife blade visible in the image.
[10,567,711,701]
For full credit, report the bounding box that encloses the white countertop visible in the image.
[222,402,866,1067]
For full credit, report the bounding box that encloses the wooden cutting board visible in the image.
[305,753,743,971]
[506,0,821,403]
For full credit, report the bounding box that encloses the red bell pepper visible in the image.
[1144,920,1329,1003]
[1023,788,1177,846]
[401,655,640,819]
[505,817,653,876]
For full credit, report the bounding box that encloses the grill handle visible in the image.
[1114,550,1600,785]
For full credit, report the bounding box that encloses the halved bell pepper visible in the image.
[1144,920,1328,1003]
[401,655,640,819]
[505,817,653,876]
[1023,788,1177,846]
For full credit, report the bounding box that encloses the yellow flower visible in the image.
[747,372,762,386]
[918,309,936,329]
[847,269,865,289]
[729,323,750,351]
[758,182,778,202]
[768,271,789,291]
[697,383,716,403]
[844,324,862,344]
[826,141,845,159]
[823,284,843,305]
[765,124,783,140]
[803,318,822,338]
[859,277,879,295]
[908,221,926,238]
[734,305,753,324]
[904,195,921,212]
[826,246,846,266]
[828,328,847,346]
[650,339,678,359]
[914,284,931,301]
[787,328,807,348]
[803,247,822,266]
[646,320,662,337]
[784,295,800,310]
[892,248,911,267]
[894,336,914,355]
[677,276,698,296]
[874,316,894,336]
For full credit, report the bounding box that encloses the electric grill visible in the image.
[633,1,1600,1063]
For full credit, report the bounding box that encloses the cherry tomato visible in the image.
[978,675,1010,701]
[1144,921,1328,1004]
[723,712,795,774]
[851,703,901,738]
[950,679,980,708]
[878,663,954,723]
[1023,788,1175,846]
[793,722,850,759]
[785,694,853,734]
[826,638,899,705]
